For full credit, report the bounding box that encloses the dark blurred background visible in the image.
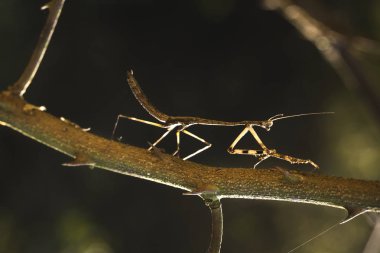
[0,0,379,252]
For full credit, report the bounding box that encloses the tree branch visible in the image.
[204,196,223,253]
[7,0,65,97]
[0,92,379,219]
[262,0,380,120]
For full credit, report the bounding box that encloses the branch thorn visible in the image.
[62,154,96,169]
[183,184,219,196]
[60,117,90,131]
[341,206,369,224]
[23,104,47,114]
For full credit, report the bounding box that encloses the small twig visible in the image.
[262,0,380,120]
[204,196,223,253]
[185,188,224,253]
[8,0,65,97]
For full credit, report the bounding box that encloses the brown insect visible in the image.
[112,71,332,168]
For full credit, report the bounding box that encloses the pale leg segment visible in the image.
[113,115,212,159]
[172,128,182,157]
[148,125,176,151]
[112,114,167,140]
[112,114,177,151]
[181,129,212,160]
[156,126,211,159]
[172,125,192,157]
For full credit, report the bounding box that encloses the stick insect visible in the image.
[112,70,332,168]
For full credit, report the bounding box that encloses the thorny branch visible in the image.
[1,92,380,220]
[7,0,65,97]
[1,1,380,253]
[262,0,380,120]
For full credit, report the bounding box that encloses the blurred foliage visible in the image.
[57,210,113,253]
[0,0,379,252]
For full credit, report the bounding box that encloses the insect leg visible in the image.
[125,116,167,128]
[181,129,212,160]
[148,125,177,151]
[228,125,277,168]
[228,125,268,155]
[111,114,166,140]
[271,152,319,169]
[227,126,250,154]
[172,129,181,157]
[247,125,319,168]
[253,155,270,168]
[247,125,269,150]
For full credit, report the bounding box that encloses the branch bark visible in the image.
[1,91,379,219]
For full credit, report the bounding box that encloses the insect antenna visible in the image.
[269,112,334,122]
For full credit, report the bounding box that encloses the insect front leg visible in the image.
[227,125,269,155]
[111,114,166,140]
[228,125,277,168]
[271,153,319,169]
